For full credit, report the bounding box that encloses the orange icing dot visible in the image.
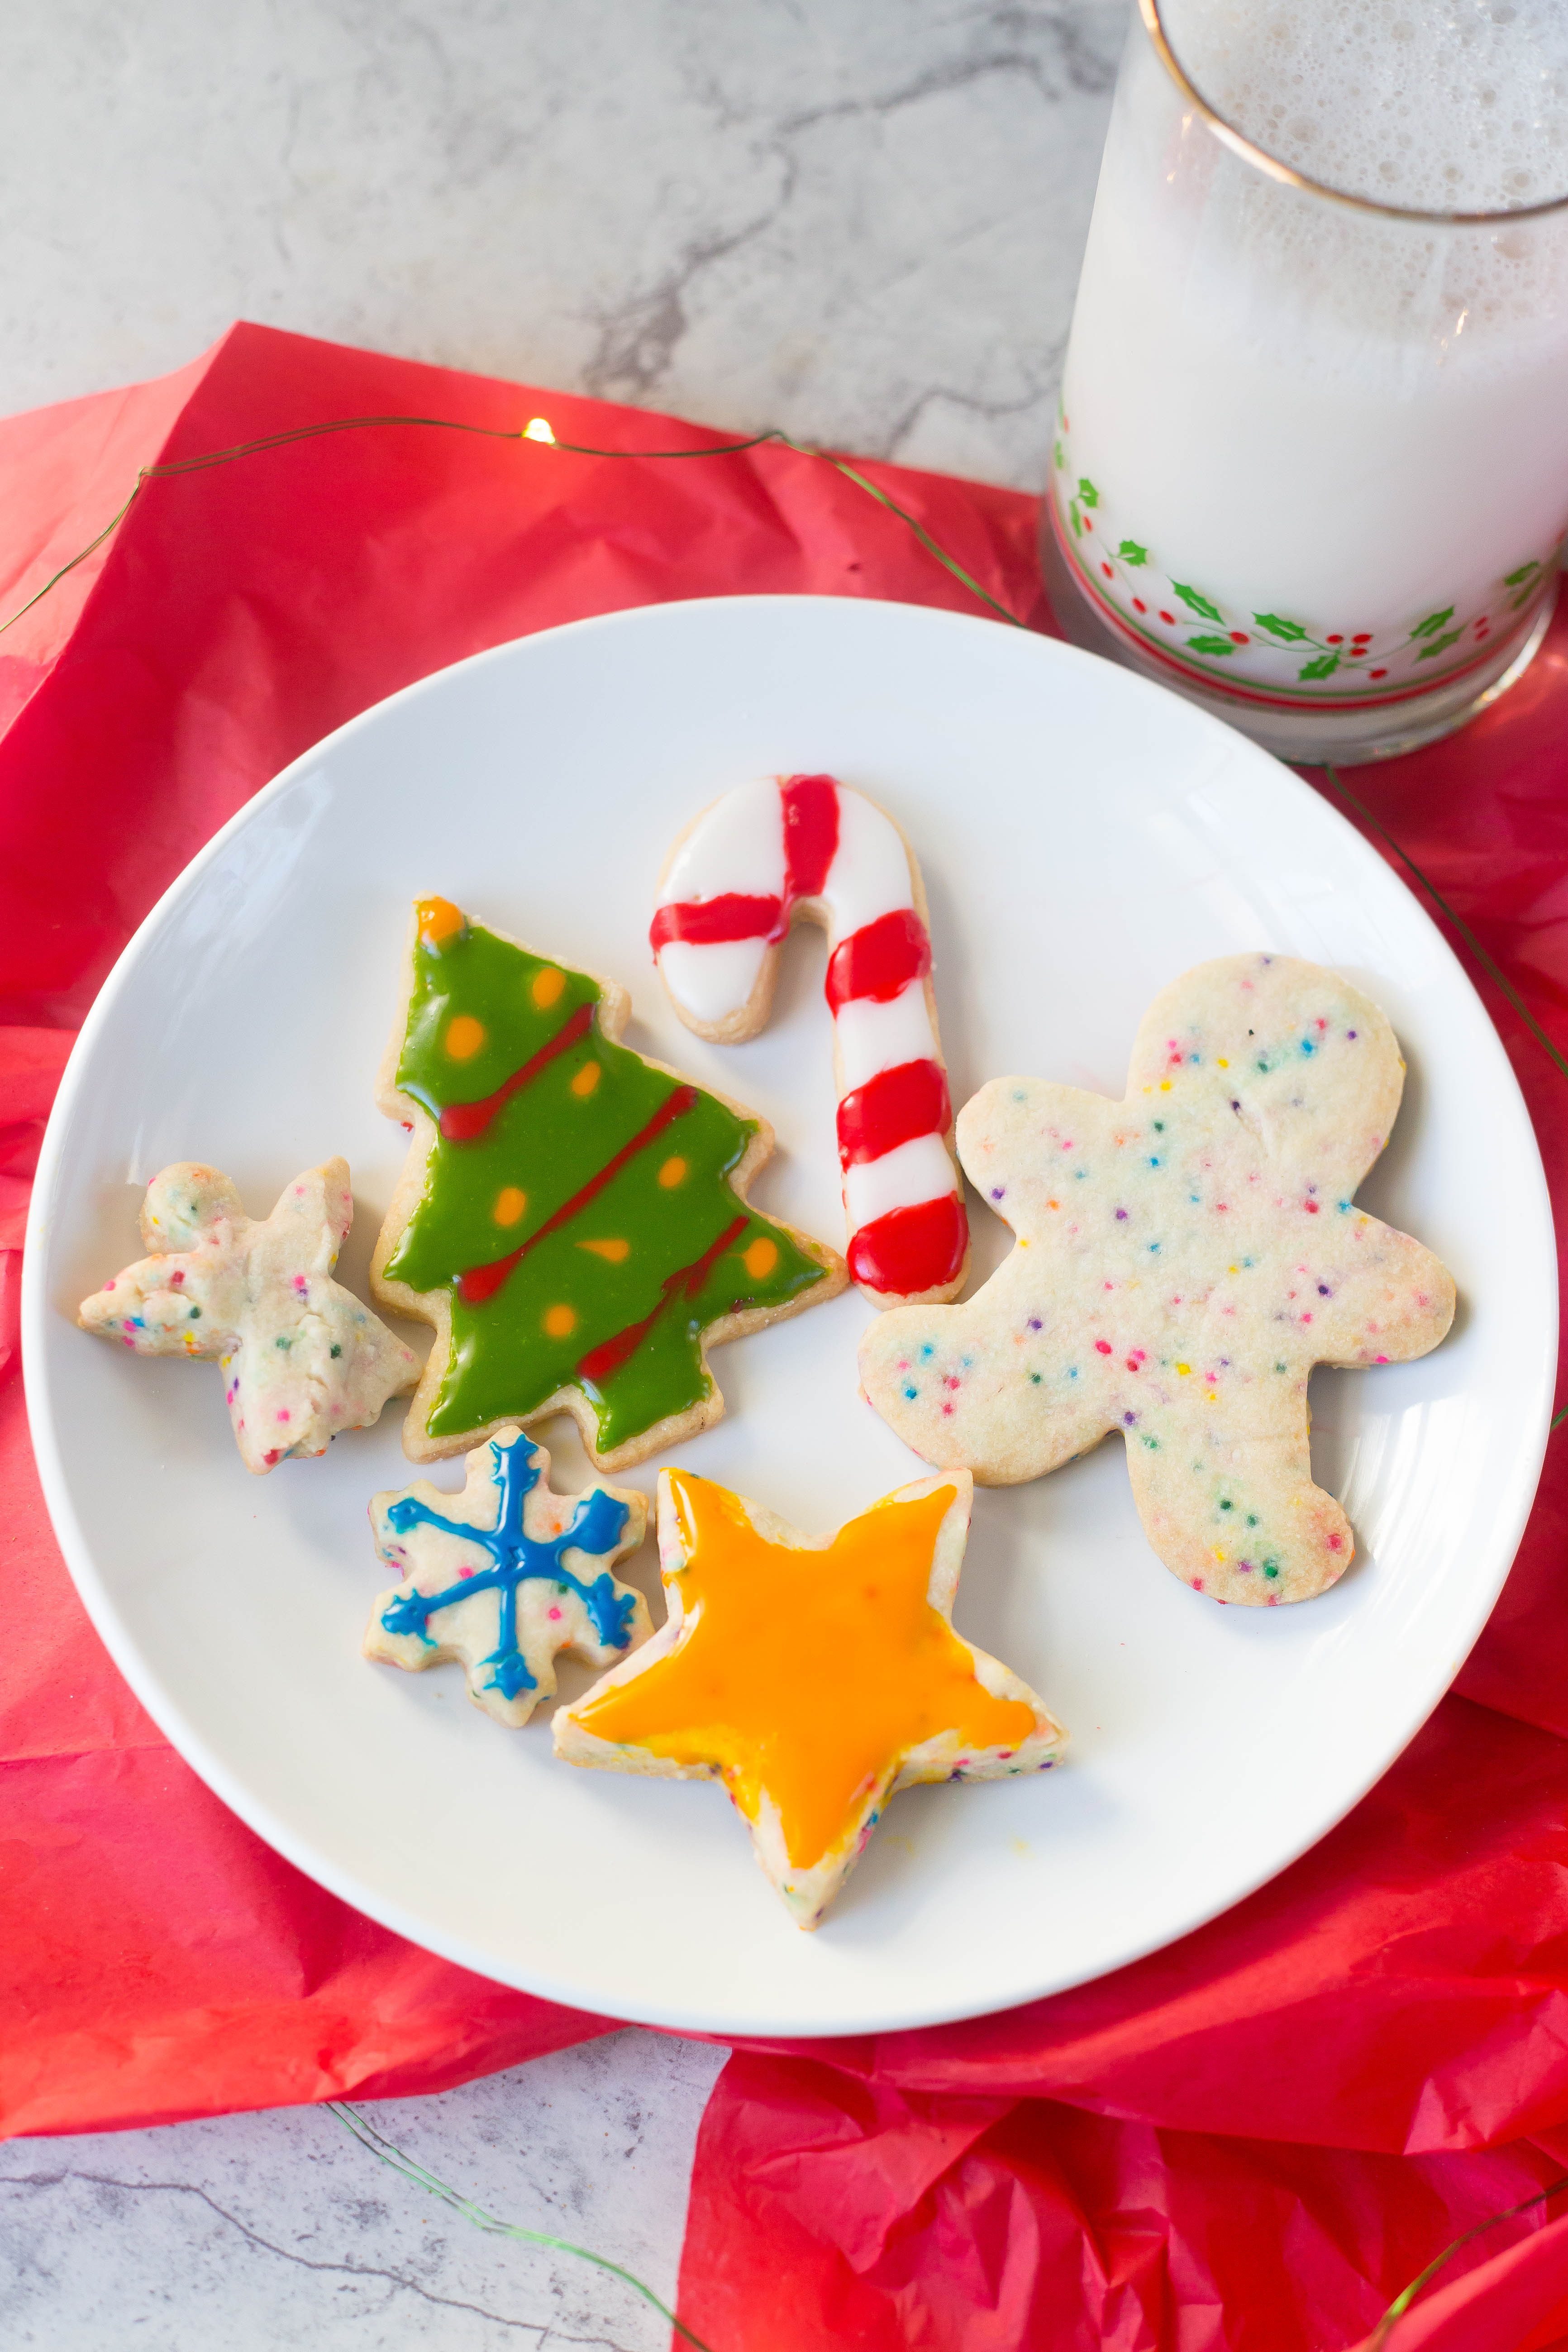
[494,1186,528,1227]
[417,896,466,949]
[576,1473,1036,1870]
[570,1061,602,1097]
[743,1236,779,1278]
[543,1303,577,1338]
[579,1238,631,1263]
[532,967,567,1008]
[445,1014,487,1060]
[658,1155,687,1188]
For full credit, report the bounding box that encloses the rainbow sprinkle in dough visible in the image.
[556,1465,1067,1928]
[858,955,1457,1606]
[365,1426,649,1728]
[78,1160,419,1474]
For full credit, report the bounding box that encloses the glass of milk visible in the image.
[1041,0,1568,762]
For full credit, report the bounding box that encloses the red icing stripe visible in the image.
[648,892,782,952]
[848,1193,967,1296]
[781,773,839,900]
[836,1058,951,1168]
[576,1214,748,1387]
[825,908,930,1011]
[458,1086,698,1305]
[439,1002,594,1141]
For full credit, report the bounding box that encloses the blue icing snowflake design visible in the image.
[379,1435,638,1702]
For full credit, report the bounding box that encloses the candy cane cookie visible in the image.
[650,775,969,1307]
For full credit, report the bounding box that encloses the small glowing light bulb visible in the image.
[524,416,556,444]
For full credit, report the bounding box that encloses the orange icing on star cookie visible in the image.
[572,1469,1038,1869]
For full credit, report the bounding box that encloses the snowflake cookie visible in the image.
[79,1160,419,1473]
[858,955,1457,1607]
[555,1465,1066,1928]
[365,1426,649,1728]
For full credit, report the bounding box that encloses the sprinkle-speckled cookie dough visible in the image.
[79,1159,419,1473]
[365,1426,649,1728]
[858,955,1457,1606]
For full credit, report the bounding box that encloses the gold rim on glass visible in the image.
[1141,0,1568,226]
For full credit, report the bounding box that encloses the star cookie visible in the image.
[555,1465,1066,1928]
[80,1159,419,1473]
[859,954,1457,1605]
[365,1426,650,1728]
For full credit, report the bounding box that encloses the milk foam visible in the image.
[1162,0,1568,212]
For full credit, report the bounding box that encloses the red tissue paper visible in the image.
[3,320,1568,2350]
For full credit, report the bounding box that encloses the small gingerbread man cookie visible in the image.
[858,955,1456,1605]
[365,1426,649,1727]
[79,1159,419,1473]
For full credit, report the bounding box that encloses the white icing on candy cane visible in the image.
[650,774,968,1305]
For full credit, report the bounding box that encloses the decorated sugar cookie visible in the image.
[79,1160,418,1473]
[372,899,846,1472]
[365,1427,649,1727]
[858,955,1457,1606]
[556,1465,1066,1929]
[651,773,969,1307]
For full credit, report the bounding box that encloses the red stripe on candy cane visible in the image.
[825,908,931,1011]
[837,1059,951,1168]
[781,772,839,900]
[849,1197,967,1296]
[649,892,782,950]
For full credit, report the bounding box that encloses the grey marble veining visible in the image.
[1,0,1122,487]
[0,2032,729,2350]
[1,2,1119,2342]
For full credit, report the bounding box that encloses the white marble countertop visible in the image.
[0,2,1118,2341]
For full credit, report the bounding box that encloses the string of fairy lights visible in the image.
[8,406,1565,2335]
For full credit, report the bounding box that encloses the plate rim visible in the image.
[22,592,1559,2037]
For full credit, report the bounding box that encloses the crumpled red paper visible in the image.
[5,321,1568,2349]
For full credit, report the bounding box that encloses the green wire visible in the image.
[326,2100,719,2351]
[1367,2169,1568,2347]
[10,409,1565,2339]
[0,408,1029,640]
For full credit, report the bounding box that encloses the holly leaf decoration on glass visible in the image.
[1410,606,1456,640]
[1415,627,1464,661]
[1186,635,1238,657]
[1117,539,1148,565]
[372,900,846,1471]
[1174,583,1224,623]
[1253,613,1309,642]
[1298,653,1341,681]
[1503,561,1540,587]
[1077,477,1100,508]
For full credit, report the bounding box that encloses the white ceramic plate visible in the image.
[24,596,1555,2038]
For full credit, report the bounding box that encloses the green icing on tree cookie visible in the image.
[383,899,834,1455]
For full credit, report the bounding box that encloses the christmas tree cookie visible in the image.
[556,1465,1067,1929]
[858,954,1457,1605]
[79,1159,418,1473]
[365,1427,649,1727]
[372,899,846,1471]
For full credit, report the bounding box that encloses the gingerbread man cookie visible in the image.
[365,1427,649,1727]
[858,955,1456,1605]
[80,1160,418,1473]
[556,1465,1065,1928]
